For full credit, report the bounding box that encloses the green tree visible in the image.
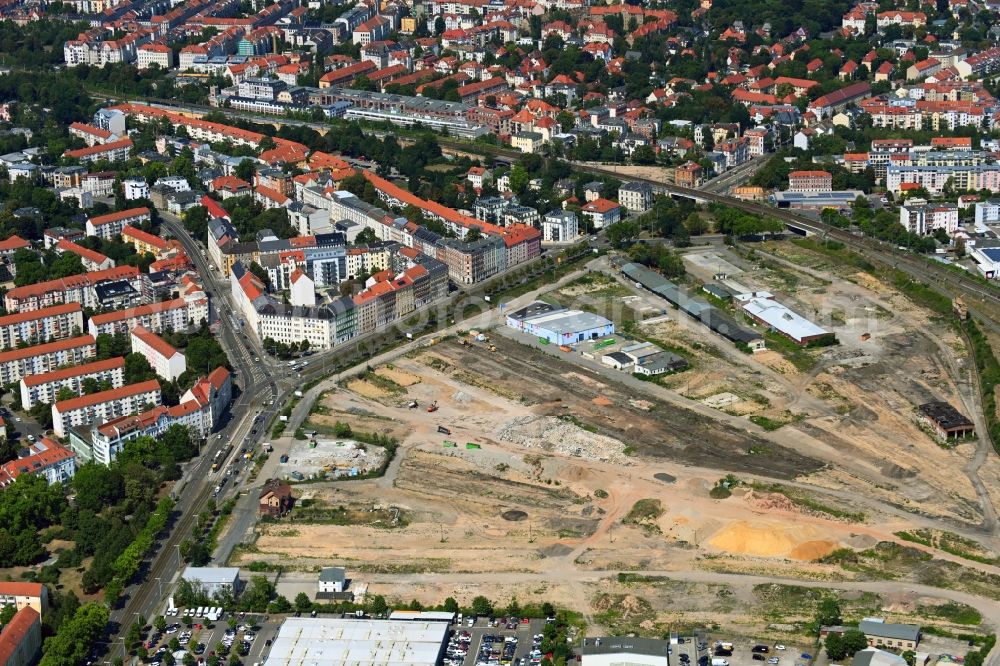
[183,205,210,240]
[684,213,708,235]
[235,159,256,183]
[0,604,16,625]
[39,603,109,666]
[294,592,313,612]
[840,630,869,658]
[355,227,378,245]
[509,165,529,194]
[443,598,459,613]
[816,597,842,625]
[369,595,388,616]
[154,616,168,633]
[471,596,493,617]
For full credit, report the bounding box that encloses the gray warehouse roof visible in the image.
[859,620,920,642]
[581,636,670,657]
[263,618,448,666]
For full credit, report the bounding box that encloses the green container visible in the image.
[443,441,457,448]
[465,443,481,450]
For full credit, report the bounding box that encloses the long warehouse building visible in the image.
[262,618,448,666]
[621,262,765,351]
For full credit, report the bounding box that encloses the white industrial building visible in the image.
[580,637,670,666]
[262,618,449,666]
[505,301,614,345]
[736,293,832,345]
[180,567,242,598]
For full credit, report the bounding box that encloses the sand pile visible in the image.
[708,520,838,560]
[497,415,631,464]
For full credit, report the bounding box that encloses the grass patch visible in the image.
[762,330,819,372]
[751,482,865,522]
[895,529,999,566]
[622,499,664,528]
[788,237,875,271]
[964,319,1000,456]
[917,602,982,625]
[750,415,788,431]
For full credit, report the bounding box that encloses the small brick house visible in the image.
[259,479,294,517]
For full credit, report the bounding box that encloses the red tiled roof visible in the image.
[89,298,187,326]
[0,235,29,253]
[131,325,180,359]
[56,239,110,266]
[0,440,74,483]
[122,225,169,250]
[89,207,151,227]
[64,137,133,159]
[54,379,160,413]
[0,607,39,666]
[0,335,95,364]
[582,198,620,213]
[6,266,139,301]
[70,122,113,139]
[0,582,44,597]
[22,356,124,387]
[0,302,81,328]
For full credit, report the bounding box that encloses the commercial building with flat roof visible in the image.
[181,567,242,598]
[263,618,448,666]
[505,301,615,345]
[581,636,670,666]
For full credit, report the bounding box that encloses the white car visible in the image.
[768,658,780,663]
[775,646,786,651]
[243,633,255,642]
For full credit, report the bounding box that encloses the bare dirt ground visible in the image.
[239,241,1000,638]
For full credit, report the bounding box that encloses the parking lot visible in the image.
[706,636,815,666]
[146,613,279,666]
[441,617,546,666]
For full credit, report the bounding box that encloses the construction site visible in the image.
[236,241,1000,638]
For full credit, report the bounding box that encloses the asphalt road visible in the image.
[103,215,281,663]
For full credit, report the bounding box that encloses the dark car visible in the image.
[753,646,770,654]
[753,655,766,661]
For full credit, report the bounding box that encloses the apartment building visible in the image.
[787,170,833,193]
[3,266,142,312]
[122,225,171,256]
[19,357,125,410]
[0,583,48,617]
[900,198,959,235]
[137,42,174,69]
[52,379,162,438]
[581,198,622,229]
[974,200,1000,226]
[85,207,151,240]
[618,182,655,213]
[87,296,208,336]
[541,210,579,243]
[0,607,42,666]
[0,303,85,350]
[0,439,76,488]
[55,238,115,271]
[68,122,115,147]
[130,326,186,381]
[63,138,133,164]
[0,335,97,385]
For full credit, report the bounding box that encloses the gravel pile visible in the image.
[497,415,631,465]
